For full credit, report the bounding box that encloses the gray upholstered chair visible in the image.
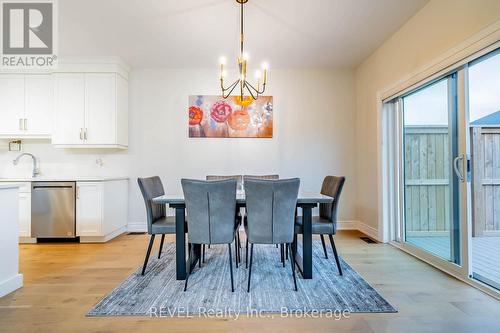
[244,178,300,292]
[295,176,345,275]
[206,175,243,190]
[182,179,239,292]
[206,175,243,262]
[138,176,184,275]
[243,174,279,180]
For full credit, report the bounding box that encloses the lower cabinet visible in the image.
[76,179,128,242]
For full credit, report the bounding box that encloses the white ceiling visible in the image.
[58,0,428,69]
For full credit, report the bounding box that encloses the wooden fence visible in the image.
[404,126,450,236]
[472,126,500,237]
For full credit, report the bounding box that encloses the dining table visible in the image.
[152,191,334,280]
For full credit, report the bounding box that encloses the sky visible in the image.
[403,50,500,126]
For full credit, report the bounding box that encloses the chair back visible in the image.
[206,175,243,191]
[243,174,279,180]
[319,176,346,224]
[182,179,237,244]
[138,176,166,234]
[245,178,300,244]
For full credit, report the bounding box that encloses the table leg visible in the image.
[175,207,186,280]
[294,205,313,279]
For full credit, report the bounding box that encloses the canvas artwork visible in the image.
[188,95,273,138]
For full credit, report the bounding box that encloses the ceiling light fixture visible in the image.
[219,0,268,101]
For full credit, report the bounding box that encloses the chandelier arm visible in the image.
[223,80,240,98]
[245,80,266,95]
[221,79,239,93]
[244,82,258,100]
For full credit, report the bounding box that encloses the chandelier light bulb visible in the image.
[219,56,227,65]
[262,62,269,70]
[242,52,249,61]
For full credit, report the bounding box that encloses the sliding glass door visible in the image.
[401,75,461,264]
[468,49,500,289]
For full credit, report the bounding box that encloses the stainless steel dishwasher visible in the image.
[31,182,76,238]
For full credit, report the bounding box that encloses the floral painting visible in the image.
[188,95,273,138]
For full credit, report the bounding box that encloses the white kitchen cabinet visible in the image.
[52,74,85,145]
[18,192,31,238]
[0,75,25,137]
[0,74,53,139]
[53,73,128,148]
[76,179,128,242]
[24,74,53,136]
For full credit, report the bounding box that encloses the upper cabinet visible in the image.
[53,72,128,148]
[0,74,52,138]
[0,57,129,148]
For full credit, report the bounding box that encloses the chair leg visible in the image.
[245,239,249,269]
[184,243,192,292]
[247,243,254,292]
[320,234,328,259]
[236,231,241,265]
[328,235,343,276]
[285,243,288,260]
[288,244,298,291]
[202,244,205,263]
[234,238,239,268]
[228,244,235,292]
[280,244,284,265]
[157,234,165,259]
[199,245,202,268]
[141,234,156,275]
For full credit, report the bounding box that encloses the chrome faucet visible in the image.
[13,153,40,178]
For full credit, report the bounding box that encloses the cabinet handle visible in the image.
[80,128,84,140]
[84,128,88,140]
[24,119,27,131]
[19,118,23,130]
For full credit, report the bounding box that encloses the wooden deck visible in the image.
[407,236,500,289]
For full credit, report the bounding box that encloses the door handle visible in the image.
[84,128,88,140]
[24,118,27,131]
[19,118,23,130]
[453,154,465,182]
[80,128,84,140]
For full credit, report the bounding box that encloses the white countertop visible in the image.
[0,184,21,189]
[0,177,129,182]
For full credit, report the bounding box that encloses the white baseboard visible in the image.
[0,274,23,298]
[79,226,127,243]
[337,220,359,230]
[127,222,147,233]
[357,222,381,242]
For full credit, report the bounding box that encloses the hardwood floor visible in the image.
[1,230,499,333]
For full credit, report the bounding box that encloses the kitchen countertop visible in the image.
[0,177,129,182]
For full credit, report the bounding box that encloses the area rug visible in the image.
[88,241,396,317]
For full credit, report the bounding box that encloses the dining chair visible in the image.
[182,178,239,292]
[295,176,345,275]
[206,175,243,263]
[242,175,284,258]
[244,178,300,292]
[138,176,185,275]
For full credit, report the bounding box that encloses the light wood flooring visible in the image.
[1,231,499,333]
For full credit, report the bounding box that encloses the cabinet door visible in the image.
[76,182,102,236]
[85,74,116,144]
[18,192,31,237]
[25,74,53,136]
[53,73,85,145]
[0,75,25,136]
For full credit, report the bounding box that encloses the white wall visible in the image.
[0,68,357,229]
[355,0,500,230]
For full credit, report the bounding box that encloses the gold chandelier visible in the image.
[219,0,268,101]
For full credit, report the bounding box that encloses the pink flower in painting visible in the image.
[210,101,232,122]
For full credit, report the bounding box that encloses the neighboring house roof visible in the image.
[470,110,500,126]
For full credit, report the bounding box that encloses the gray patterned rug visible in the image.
[88,241,396,317]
